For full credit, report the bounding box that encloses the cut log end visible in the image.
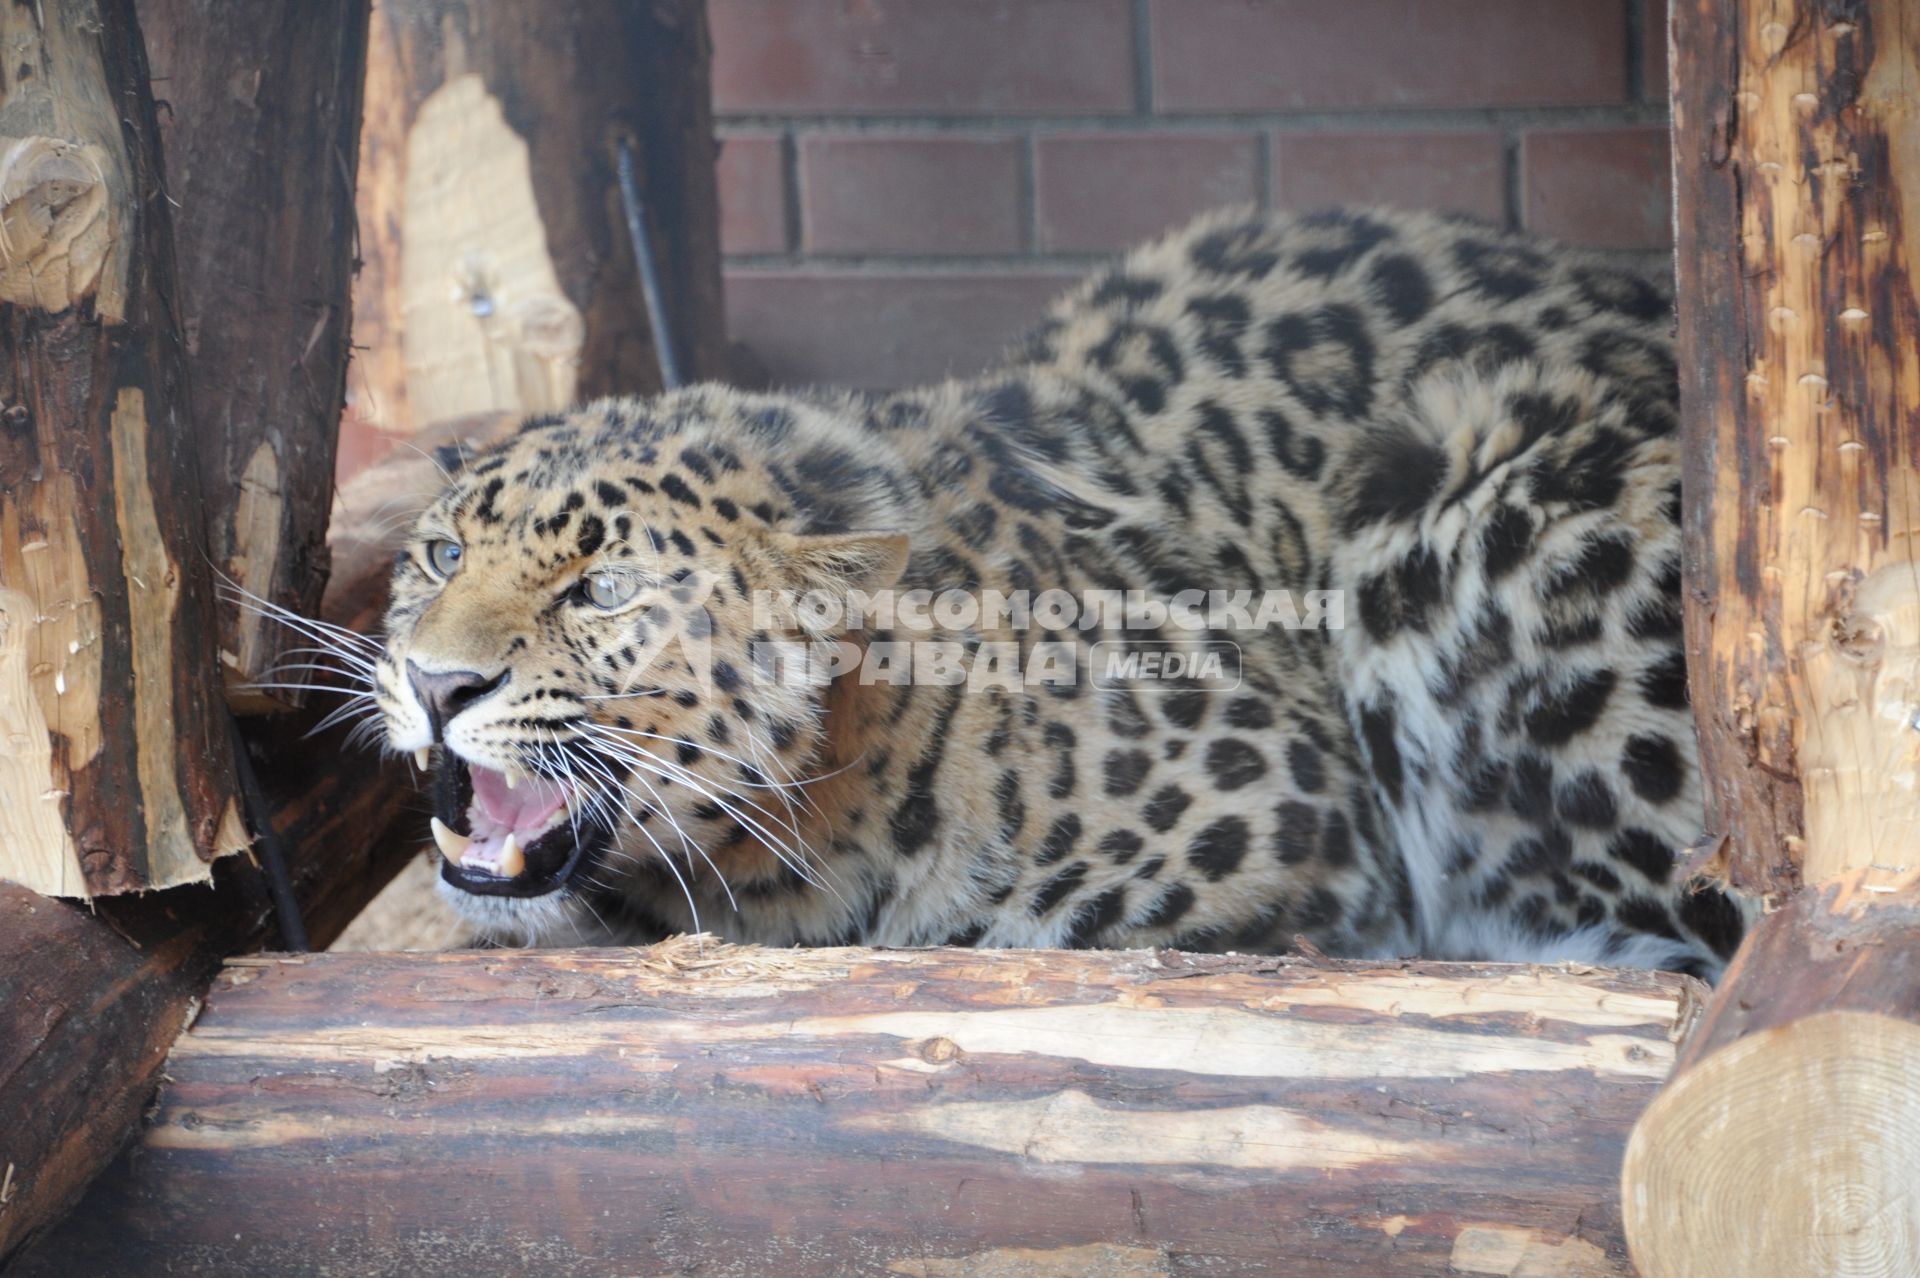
[1623,1009,1920,1278]
[0,135,121,317]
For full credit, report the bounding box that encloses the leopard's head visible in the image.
[373,391,911,942]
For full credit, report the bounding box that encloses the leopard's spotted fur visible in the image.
[373,207,1746,978]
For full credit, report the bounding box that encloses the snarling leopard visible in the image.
[367,206,1746,978]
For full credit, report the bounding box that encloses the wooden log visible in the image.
[18,943,1703,1277]
[0,884,215,1269]
[345,0,727,460]
[1669,0,1920,897]
[136,0,371,711]
[1624,881,1920,1277]
[0,675,410,1263]
[0,0,245,896]
[0,603,404,1269]
[1627,4,1920,1276]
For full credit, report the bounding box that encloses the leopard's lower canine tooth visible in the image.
[413,748,431,771]
[430,816,470,865]
[498,831,526,878]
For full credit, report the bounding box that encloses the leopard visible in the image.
[366,205,1747,979]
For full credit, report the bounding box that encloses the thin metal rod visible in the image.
[615,137,685,390]
[227,711,309,952]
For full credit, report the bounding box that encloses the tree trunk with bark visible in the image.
[1627,4,1920,1275]
[345,0,727,463]
[136,0,372,711]
[0,0,245,896]
[19,943,1702,1278]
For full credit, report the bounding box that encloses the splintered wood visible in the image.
[22,943,1702,1277]
[397,72,585,425]
[1674,0,1920,898]
[1634,3,1920,1276]
[0,0,243,895]
[0,440,470,1263]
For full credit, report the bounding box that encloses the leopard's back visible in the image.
[370,206,1744,978]
[902,207,1742,974]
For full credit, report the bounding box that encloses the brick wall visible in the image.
[710,0,1673,390]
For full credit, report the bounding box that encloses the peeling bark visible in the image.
[0,0,242,896]
[1633,4,1920,1276]
[137,0,372,710]
[22,944,1699,1277]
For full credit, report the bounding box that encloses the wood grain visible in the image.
[1632,4,1920,1275]
[20,943,1703,1277]
[1672,0,1920,897]
[0,430,488,1263]
[0,0,243,895]
[136,0,372,710]
[346,0,727,453]
[1624,883,1920,1278]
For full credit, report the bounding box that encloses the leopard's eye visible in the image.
[425,539,463,579]
[584,571,641,610]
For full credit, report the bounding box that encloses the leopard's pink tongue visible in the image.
[470,765,569,833]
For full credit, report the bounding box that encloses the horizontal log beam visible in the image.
[0,885,210,1269]
[17,943,1704,1277]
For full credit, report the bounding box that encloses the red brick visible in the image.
[1035,133,1260,254]
[1644,0,1670,101]
[716,133,788,255]
[723,270,1076,388]
[1273,132,1507,224]
[799,135,1024,256]
[710,0,1135,116]
[1150,0,1630,112]
[1522,127,1673,248]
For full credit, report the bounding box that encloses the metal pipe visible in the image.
[615,137,685,390]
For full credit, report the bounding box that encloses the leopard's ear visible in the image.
[778,530,911,598]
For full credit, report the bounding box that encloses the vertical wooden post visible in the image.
[344,0,728,457]
[0,0,245,895]
[136,0,372,711]
[1624,3,1920,1275]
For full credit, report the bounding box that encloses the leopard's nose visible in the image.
[406,660,509,737]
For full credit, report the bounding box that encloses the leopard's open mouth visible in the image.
[427,752,611,898]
